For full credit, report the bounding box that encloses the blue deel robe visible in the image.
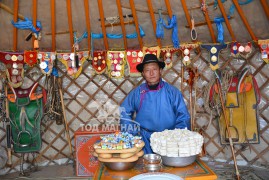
[120,79,190,154]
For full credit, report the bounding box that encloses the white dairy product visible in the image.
[150,129,204,157]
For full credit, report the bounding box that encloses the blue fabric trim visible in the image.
[11,17,42,34]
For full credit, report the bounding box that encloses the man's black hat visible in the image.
[136,54,165,72]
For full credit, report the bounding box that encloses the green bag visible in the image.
[9,96,43,153]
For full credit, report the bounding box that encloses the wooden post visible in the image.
[66,0,74,50]
[129,0,144,49]
[217,0,236,41]
[51,0,56,51]
[84,0,92,52]
[199,0,217,43]
[231,0,257,41]
[146,0,162,47]
[13,0,19,51]
[116,0,128,49]
[97,0,109,50]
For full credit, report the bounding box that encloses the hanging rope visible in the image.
[156,10,179,48]
[214,16,231,44]
[73,31,88,44]
[11,17,42,35]
[156,10,164,39]
[90,25,145,57]
[163,15,179,48]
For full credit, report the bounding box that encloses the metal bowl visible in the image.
[161,155,197,167]
[103,161,138,171]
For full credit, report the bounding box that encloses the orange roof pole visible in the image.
[97,0,109,50]
[146,0,162,48]
[217,0,236,41]
[129,0,143,49]
[32,0,37,49]
[66,0,74,50]
[199,0,217,43]
[13,0,19,51]
[83,0,91,52]
[180,0,192,30]
[231,0,257,41]
[51,0,56,51]
[260,0,269,21]
[164,0,172,18]
[116,0,128,49]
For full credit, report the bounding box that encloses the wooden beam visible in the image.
[231,0,257,41]
[260,0,269,21]
[84,0,92,52]
[188,1,215,10]
[164,0,173,18]
[121,2,169,15]
[45,30,77,35]
[180,0,192,29]
[97,0,109,50]
[50,0,56,51]
[13,0,19,51]
[199,0,216,43]
[185,17,234,28]
[66,0,74,50]
[129,0,144,49]
[116,0,128,49]
[146,0,161,47]
[32,0,37,48]
[104,20,135,27]
[217,0,236,41]
[0,2,24,20]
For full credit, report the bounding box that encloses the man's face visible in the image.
[142,63,162,85]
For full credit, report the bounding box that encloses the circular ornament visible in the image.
[210,47,217,54]
[211,55,217,62]
[238,46,244,52]
[138,51,143,57]
[184,49,190,55]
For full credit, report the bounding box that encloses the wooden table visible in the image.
[94,158,217,180]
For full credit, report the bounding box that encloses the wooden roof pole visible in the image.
[199,0,216,43]
[146,0,162,48]
[217,0,236,41]
[116,0,128,49]
[0,2,24,20]
[260,0,269,21]
[66,0,74,50]
[51,0,56,51]
[32,0,37,48]
[231,0,257,41]
[129,0,143,49]
[97,0,109,50]
[164,0,173,18]
[83,0,91,52]
[180,0,192,30]
[13,0,19,51]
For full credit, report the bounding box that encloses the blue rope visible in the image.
[162,15,180,48]
[214,17,225,44]
[213,0,253,43]
[156,10,164,39]
[11,17,42,34]
[230,0,253,16]
[74,31,88,44]
[91,25,145,40]
[90,25,145,58]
